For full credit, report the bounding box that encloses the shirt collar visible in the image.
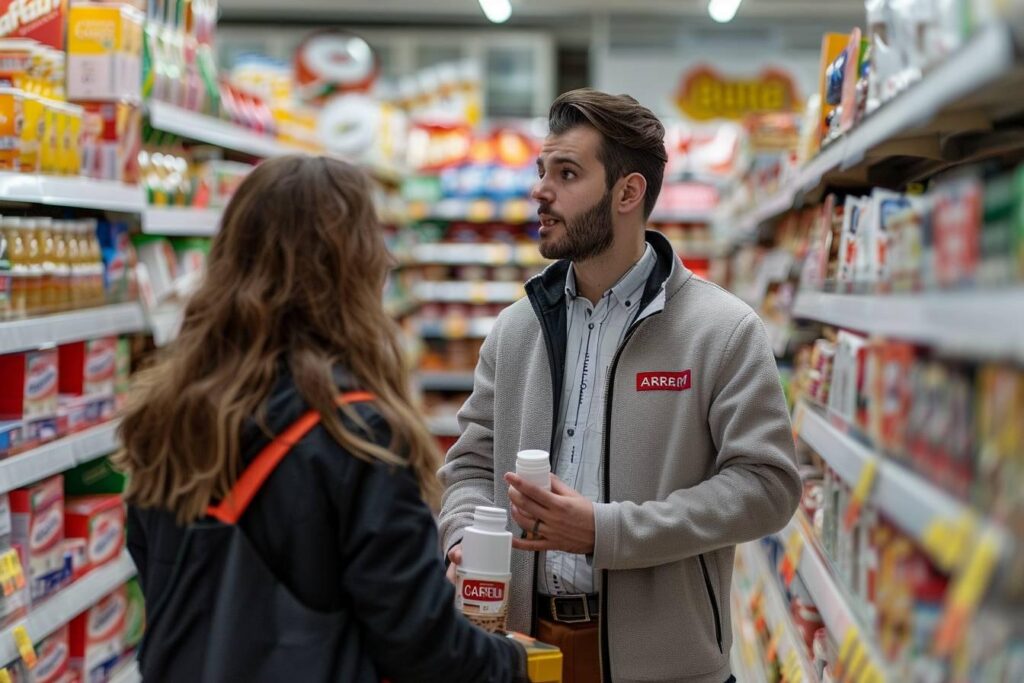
[564,243,656,309]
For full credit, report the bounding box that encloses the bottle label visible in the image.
[455,569,510,633]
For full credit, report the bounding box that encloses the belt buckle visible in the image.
[552,594,591,624]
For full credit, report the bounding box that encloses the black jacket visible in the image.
[127,369,527,682]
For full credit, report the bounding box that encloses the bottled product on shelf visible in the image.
[1,217,137,321]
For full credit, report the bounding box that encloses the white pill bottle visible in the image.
[455,506,513,632]
[515,449,551,491]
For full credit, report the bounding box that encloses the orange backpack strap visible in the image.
[207,391,375,525]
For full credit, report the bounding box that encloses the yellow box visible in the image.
[19,93,43,173]
[0,87,24,171]
[508,633,563,682]
[40,99,59,175]
[65,103,83,175]
[66,3,144,102]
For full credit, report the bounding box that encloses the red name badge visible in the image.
[636,371,692,392]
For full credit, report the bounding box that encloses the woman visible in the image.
[117,155,527,682]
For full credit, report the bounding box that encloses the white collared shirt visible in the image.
[539,244,656,596]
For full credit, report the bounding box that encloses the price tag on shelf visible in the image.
[783,650,802,682]
[836,626,860,681]
[922,512,978,573]
[12,625,35,669]
[779,530,804,588]
[934,531,1001,657]
[843,457,878,532]
[8,553,23,591]
[765,628,782,664]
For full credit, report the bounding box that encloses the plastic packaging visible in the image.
[515,450,551,491]
[455,506,512,633]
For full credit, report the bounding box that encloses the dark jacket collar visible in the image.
[525,229,678,314]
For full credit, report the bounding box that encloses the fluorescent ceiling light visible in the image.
[479,0,512,23]
[708,0,743,23]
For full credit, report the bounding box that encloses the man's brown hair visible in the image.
[548,88,668,219]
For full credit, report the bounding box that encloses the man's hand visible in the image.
[505,472,595,554]
[445,544,462,585]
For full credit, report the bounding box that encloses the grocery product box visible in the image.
[0,0,67,49]
[69,585,126,682]
[67,3,143,102]
[11,475,67,602]
[34,624,72,683]
[56,394,114,437]
[58,338,117,398]
[63,457,126,497]
[0,86,23,171]
[507,633,562,683]
[79,101,141,183]
[64,495,124,576]
[0,421,23,458]
[0,349,59,422]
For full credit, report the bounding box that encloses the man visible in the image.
[438,88,801,683]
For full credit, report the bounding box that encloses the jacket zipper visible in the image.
[599,305,660,682]
[698,554,724,653]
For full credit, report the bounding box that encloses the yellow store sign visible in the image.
[675,66,802,121]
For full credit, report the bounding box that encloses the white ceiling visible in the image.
[220,0,866,23]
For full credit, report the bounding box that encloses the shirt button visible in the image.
[567,428,575,437]
[625,300,631,307]
[588,323,594,330]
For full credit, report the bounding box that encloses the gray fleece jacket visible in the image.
[438,230,801,683]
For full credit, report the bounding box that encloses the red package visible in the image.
[69,586,127,682]
[11,475,67,602]
[58,338,117,397]
[34,624,71,683]
[64,496,124,575]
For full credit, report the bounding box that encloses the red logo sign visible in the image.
[636,371,692,392]
[461,580,506,602]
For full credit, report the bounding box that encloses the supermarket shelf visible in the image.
[778,514,892,681]
[791,288,1024,361]
[426,415,462,437]
[728,21,1022,239]
[729,592,770,683]
[110,662,141,683]
[795,401,1014,571]
[408,198,539,224]
[0,552,136,667]
[419,317,496,340]
[142,207,222,236]
[148,101,308,158]
[411,243,546,267]
[0,420,119,495]
[0,304,147,354]
[418,371,475,392]
[414,281,523,304]
[648,209,715,224]
[0,173,145,213]
[737,541,819,683]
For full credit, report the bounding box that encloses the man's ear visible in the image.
[616,172,647,215]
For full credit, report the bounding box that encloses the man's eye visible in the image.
[562,170,576,180]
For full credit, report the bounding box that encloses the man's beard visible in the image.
[538,190,614,262]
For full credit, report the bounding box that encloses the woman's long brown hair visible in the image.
[115,155,441,523]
